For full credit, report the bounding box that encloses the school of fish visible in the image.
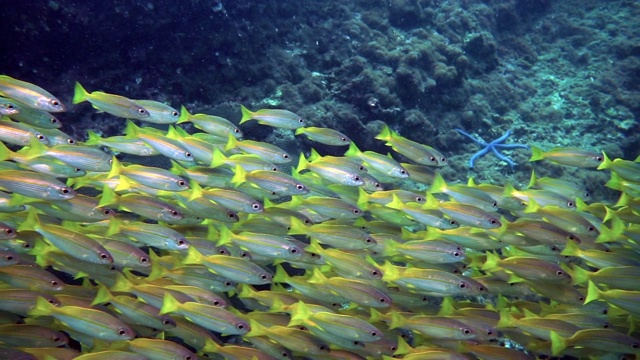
[0,74,638,360]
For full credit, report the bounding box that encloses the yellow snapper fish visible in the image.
[73,82,149,119]
[240,104,305,129]
[0,75,66,112]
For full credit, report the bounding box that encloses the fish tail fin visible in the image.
[272,264,290,284]
[529,145,545,162]
[481,251,500,271]
[389,311,405,329]
[0,141,14,161]
[380,260,400,283]
[287,216,308,236]
[550,330,567,356]
[29,296,55,317]
[210,148,227,168]
[375,124,392,142]
[176,105,191,124]
[159,293,180,315]
[84,130,102,146]
[526,169,537,189]
[296,154,310,172]
[224,133,239,152]
[181,247,203,266]
[72,82,89,104]
[428,172,447,194]
[245,319,267,337]
[91,285,114,306]
[216,226,233,247]
[230,164,247,187]
[239,105,253,124]
[584,280,601,304]
[356,187,370,211]
[344,141,362,158]
[597,151,613,170]
[288,301,310,327]
[570,265,589,286]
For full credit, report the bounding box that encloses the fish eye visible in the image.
[354,175,361,181]
[47,299,56,304]
[296,184,305,190]
[459,282,467,288]
[5,254,13,261]
[177,180,186,186]
[260,274,270,280]
[556,270,564,276]
[233,128,240,133]
[172,111,179,117]
[171,210,179,216]
[213,300,221,306]
[177,239,186,246]
[228,212,238,219]
[138,108,147,115]
[479,285,486,291]
[365,237,373,243]
[5,229,13,235]
[462,328,471,335]
[36,134,46,140]
[489,218,499,225]
[271,166,278,171]
[567,201,575,208]
[450,220,458,225]
[319,345,327,351]
[379,297,386,303]
[298,118,304,123]
[415,196,424,202]
[453,251,461,257]
[50,280,59,286]
[118,329,128,336]
[358,165,366,171]
[595,156,604,162]
[140,257,149,263]
[304,219,312,224]
[289,247,298,254]
[6,104,14,109]
[224,281,233,287]
[282,153,290,159]
[252,203,261,210]
[429,156,437,163]
[440,157,447,162]
[341,137,348,142]
[61,188,71,194]
[50,118,58,124]
[67,138,75,144]
[185,152,192,158]
[51,100,60,106]
[370,270,380,277]
[100,253,109,259]
[102,209,112,215]
[587,225,596,232]
[352,208,361,214]
[236,323,246,330]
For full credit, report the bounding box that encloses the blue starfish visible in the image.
[455,128,530,169]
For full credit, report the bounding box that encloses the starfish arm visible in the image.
[491,146,517,169]
[469,146,491,169]
[494,143,531,150]
[455,129,487,146]
[490,130,512,144]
